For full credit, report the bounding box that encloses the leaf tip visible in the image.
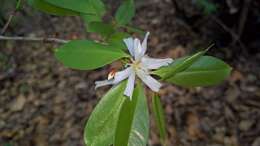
[204,43,215,53]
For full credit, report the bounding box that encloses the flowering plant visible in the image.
[26,0,232,145]
[95,32,173,98]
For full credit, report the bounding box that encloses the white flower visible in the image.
[95,32,173,99]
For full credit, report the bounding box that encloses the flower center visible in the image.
[131,60,141,71]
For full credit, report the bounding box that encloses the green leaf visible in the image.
[152,94,167,146]
[84,81,127,146]
[27,0,79,16]
[55,40,128,70]
[88,0,106,17]
[128,82,149,146]
[81,14,102,23]
[108,32,130,50]
[124,25,145,35]
[153,50,206,79]
[114,82,149,146]
[114,87,138,146]
[80,0,106,29]
[16,0,22,10]
[79,0,108,36]
[81,14,102,32]
[196,0,217,15]
[87,21,115,37]
[44,0,106,15]
[165,56,232,87]
[115,0,135,26]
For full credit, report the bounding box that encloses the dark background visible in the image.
[0,0,260,146]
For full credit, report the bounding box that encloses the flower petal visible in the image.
[123,37,135,57]
[95,80,114,89]
[134,38,143,61]
[124,71,135,99]
[113,67,132,84]
[136,69,162,92]
[141,56,173,69]
[141,32,150,55]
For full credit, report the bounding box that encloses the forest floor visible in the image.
[0,0,260,146]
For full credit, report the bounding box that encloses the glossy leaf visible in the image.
[80,0,106,27]
[88,0,106,17]
[27,0,79,16]
[81,14,102,33]
[108,32,130,50]
[87,21,115,37]
[115,0,135,26]
[152,94,167,145]
[84,81,127,146]
[114,86,138,146]
[55,40,128,70]
[124,25,145,35]
[81,14,102,24]
[165,56,232,87]
[114,82,149,146]
[153,50,206,79]
[44,0,106,15]
[128,82,149,146]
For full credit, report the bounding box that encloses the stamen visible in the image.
[108,69,116,80]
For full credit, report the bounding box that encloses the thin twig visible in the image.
[226,0,238,14]
[0,35,69,43]
[1,12,15,34]
[237,0,251,39]
[1,0,22,34]
[210,16,248,50]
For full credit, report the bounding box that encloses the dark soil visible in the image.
[0,0,260,146]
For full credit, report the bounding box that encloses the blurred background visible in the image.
[0,0,259,146]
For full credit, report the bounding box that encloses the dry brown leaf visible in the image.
[186,112,206,140]
[10,95,26,112]
[229,70,244,82]
[252,137,260,146]
[168,46,186,58]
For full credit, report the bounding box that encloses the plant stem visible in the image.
[1,0,22,34]
[0,35,68,43]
